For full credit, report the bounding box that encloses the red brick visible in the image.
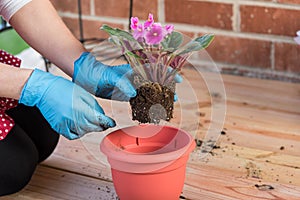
[94,0,130,18]
[83,19,107,40]
[275,42,300,73]
[132,0,158,19]
[240,5,300,36]
[220,66,300,82]
[277,0,300,4]
[62,17,124,40]
[179,31,196,39]
[165,0,233,30]
[206,35,272,68]
[83,20,125,40]
[50,0,90,15]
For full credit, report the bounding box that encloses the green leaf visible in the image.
[125,51,141,59]
[108,36,120,46]
[161,31,183,52]
[175,34,214,55]
[100,24,142,52]
[100,24,135,41]
[194,34,215,49]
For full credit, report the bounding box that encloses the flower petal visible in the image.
[145,23,165,45]
[133,24,145,40]
[165,24,174,34]
[144,13,154,28]
[130,17,139,30]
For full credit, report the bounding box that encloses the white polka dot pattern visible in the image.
[0,50,21,140]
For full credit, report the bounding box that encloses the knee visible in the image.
[37,131,59,162]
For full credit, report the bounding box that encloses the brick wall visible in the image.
[50,0,300,82]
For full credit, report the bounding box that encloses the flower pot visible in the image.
[100,124,195,200]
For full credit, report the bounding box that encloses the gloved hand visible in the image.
[73,52,183,101]
[73,52,136,101]
[19,69,115,140]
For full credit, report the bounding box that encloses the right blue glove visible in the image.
[19,69,115,140]
[73,52,136,101]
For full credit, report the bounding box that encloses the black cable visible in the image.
[0,17,11,32]
[129,0,133,30]
[0,26,12,33]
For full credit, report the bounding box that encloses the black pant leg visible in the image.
[6,104,60,162]
[0,124,39,196]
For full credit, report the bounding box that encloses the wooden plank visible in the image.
[2,165,117,200]
[42,137,113,181]
[182,164,300,200]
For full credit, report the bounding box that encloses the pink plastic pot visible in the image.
[100,124,195,200]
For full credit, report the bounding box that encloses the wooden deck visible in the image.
[2,65,300,199]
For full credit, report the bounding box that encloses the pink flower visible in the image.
[165,24,174,34]
[130,14,174,45]
[144,13,154,29]
[145,23,165,45]
[294,30,300,45]
[132,24,145,40]
[130,17,139,30]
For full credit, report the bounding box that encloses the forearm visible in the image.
[9,0,86,77]
[0,63,33,99]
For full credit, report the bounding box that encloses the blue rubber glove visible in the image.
[19,69,116,140]
[73,52,136,101]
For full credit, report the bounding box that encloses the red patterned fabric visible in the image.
[0,50,21,140]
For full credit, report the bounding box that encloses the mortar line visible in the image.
[271,42,275,70]
[158,0,165,23]
[232,2,240,32]
[90,0,95,16]
[193,59,300,79]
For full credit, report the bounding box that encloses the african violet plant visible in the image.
[101,13,214,123]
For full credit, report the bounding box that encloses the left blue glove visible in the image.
[19,69,116,140]
[73,52,137,101]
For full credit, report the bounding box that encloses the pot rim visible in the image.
[100,124,195,164]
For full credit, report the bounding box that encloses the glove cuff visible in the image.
[73,52,90,82]
[73,52,103,95]
[19,69,58,106]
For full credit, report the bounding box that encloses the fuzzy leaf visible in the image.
[161,31,183,52]
[101,24,142,53]
[194,34,215,49]
[175,34,214,55]
[100,25,135,41]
